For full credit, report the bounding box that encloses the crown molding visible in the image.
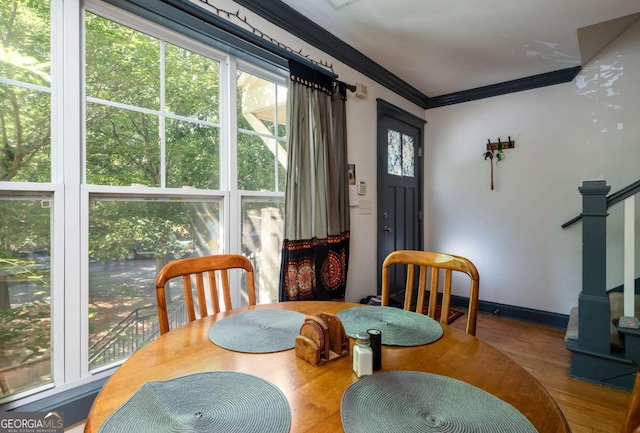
[427,66,582,109]
[233,0,429,108]
[235,1,585,110]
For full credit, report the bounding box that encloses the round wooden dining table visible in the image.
[84,301,569,433]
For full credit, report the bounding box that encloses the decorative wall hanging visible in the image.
[482,137,515,190]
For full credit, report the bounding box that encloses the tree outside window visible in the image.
[0,2,287,398]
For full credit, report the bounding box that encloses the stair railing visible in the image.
[563,179,640,353]
[563,179,640,389]
[88,302,187,369]
[563,180,640,321]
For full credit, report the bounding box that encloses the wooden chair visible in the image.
[621,366,640,433]
[155,254,256,335]
[381,250,480,335]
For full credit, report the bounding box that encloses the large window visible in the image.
[0,0,54,399]
[0,0,287,402]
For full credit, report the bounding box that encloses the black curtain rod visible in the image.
[338,80,356,93]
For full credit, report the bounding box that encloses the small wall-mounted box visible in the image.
[357,181,366,195]
[355,83,367,99]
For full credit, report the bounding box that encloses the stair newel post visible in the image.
[578,180,611,354]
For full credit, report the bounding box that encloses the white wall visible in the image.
[219,1,640,312]
[424,19,640,314]
[210,0,424,303]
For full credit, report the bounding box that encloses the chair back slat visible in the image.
[207,271,220,314]
[221,270,232,311]
[428,267,439,318]
[381,250,480,336]
[183,275,196,323]
[155,254,257,335]
[195,272,207,318]
[416,266,427,310]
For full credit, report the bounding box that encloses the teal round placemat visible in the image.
[98,371,291,433]
[209,309,306,353]
[341,371,538,433]
[337,306,443,346]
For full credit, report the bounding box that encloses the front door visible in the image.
[376,100,425,305]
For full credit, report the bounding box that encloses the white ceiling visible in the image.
[279,0,640,97]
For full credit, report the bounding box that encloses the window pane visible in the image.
[85,13,160,109]
[166,120,220,189]
[165,44,220,122]
[0,195,52,397]
[88,198,222,370]
[85,103,160,187]
[0,1,50,86]
[237,71,278,135]
[277,84,288,139]
[277,139,287,193]
[0,0,51,183]
[241,198,284,303]
[237,133,279,191]
[0,83,51,182]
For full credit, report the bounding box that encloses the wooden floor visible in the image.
[449,312,632,433]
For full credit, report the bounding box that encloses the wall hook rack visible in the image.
[486,136,515,152]
[482,136,515,190]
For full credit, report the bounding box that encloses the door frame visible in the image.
[376,99,426,297]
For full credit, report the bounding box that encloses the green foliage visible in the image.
[166,120,220,189]
[0,1,288,397]
[88,200,220,262]
[0,276,50,366]
[0,1,51,181]
[0,199,50,257]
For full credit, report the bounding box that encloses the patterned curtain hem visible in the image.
[280,232,350,301]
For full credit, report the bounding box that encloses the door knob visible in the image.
[383,225,391,233]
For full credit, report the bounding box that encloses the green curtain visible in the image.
[279,60,350,301]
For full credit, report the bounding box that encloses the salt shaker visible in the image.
[353,333,373,378]
[367,329,382,371]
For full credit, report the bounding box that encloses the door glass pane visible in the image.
[387,129,402,176]
[387,129,415,178]
[241,198,284,304]
[0,195,52,397]
[88,198,222,370]
[402,134,415,178]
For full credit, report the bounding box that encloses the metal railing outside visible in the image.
[88,303,187,369]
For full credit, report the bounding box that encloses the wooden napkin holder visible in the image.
[295,312,349,366]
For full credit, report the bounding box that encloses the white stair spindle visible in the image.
[624,195,635,318]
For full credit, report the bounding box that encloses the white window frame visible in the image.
[0,0,287,408]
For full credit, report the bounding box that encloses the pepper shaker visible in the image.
[367,329,382,371]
